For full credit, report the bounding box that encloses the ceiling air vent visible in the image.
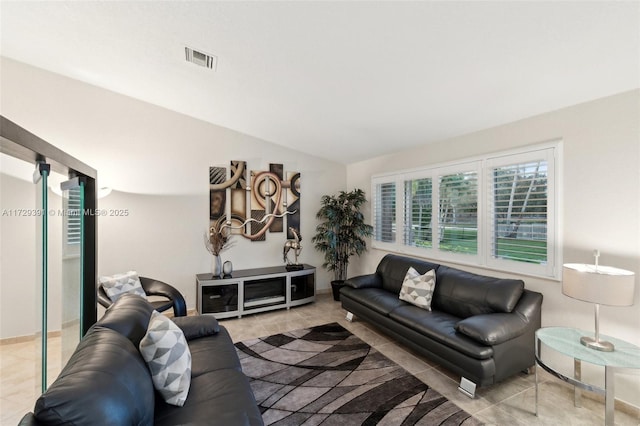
[185,47,217,71]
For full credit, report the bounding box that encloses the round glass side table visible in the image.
[535,327,640,426]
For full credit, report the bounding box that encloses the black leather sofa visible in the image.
[19,294,264,426]
[341,254,543,395]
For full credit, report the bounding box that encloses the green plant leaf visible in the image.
[312,188,373,281]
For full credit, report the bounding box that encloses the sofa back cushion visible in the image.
[432,266,524,318]
[376,254,440,294]
[98,292,155,347]
[33,326,155,425]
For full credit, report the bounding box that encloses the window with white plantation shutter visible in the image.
[403,177,433,248]
[491,161,547,263]
[438,171,478,255]
[486,147,555,277]
[371,142,560,279]
[373,180,396,243]
[63,186,83,256]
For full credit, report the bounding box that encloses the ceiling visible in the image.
[1,1,638,165]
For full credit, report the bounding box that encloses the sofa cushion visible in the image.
[99,270,147,302]
[172,315,220,340]
[154,369,263,426]
[399,267,436,310]
[455,313,531,345]
[33,327,154,425]
[139,311,192,406]
[376,254,441,294]
[432,266,524,318]
[154,326,263,425]
[98,293,155,347]
[340,286,406,316]
[388,305,494,360]
[189,327,242,377]
[344,273,383,289]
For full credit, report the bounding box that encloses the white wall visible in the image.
[0,58,346,330]
[347,89,640,407]
[0,172,37,339]
[0,168,66,339]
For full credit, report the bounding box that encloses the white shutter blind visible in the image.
[66,187,82,246]
[373,181,396,243]
[62,185,83,257]
[438,171,478,254]
[490,160,548,264]
[403,177,433,248]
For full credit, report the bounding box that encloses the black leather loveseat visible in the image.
[340,254,542,396]
[19,294,264,426]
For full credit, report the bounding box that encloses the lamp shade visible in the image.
[562,263,635,306]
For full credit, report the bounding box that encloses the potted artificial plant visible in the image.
[312,188,373,300]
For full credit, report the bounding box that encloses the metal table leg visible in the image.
[535,337,540,416]
[535,362,539,416]
[605,367,614,426]
[574,358,582,408]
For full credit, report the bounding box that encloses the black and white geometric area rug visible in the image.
[235,323,483,425]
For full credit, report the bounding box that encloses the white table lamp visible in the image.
[562,251,635,352]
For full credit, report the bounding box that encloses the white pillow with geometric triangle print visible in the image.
[139,310,192,406]
[399,267,436,311]
[99,271,147,303]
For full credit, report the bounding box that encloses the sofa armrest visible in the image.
[455,313,529,345]
[344,274,382,289]
[172,315,220,341]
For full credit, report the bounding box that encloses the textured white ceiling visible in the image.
[1,1,638,164]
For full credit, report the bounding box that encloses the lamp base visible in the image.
[580,336,614,352]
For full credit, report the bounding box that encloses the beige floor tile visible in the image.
[374,342,432,376]
[414,368,494,415]
[482,384,599,426]
[475,372,537,406]
[474,404,529,426]
[344,324,393,348]
[1,397,36,425]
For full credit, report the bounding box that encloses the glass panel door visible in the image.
[34,162,50,393]
[0,153,41,411]
[60,178,84,366]
[0,116,98,421]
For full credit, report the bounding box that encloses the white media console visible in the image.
[196,264,315,319]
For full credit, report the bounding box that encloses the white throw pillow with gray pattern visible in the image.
[139,310,192,406]
[99,271,147,302]
[399,267,436,311]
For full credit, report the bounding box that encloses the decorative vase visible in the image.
[223,260,233,276]
[212,255,223,278]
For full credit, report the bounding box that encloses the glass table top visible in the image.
[536,327,640,368]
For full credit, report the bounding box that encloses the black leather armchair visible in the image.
[98,276,187,317]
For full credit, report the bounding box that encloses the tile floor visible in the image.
[1,294,638,425]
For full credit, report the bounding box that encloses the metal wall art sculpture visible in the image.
[209,161,301,244]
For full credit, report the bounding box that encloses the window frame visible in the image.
[371,141,562,280]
